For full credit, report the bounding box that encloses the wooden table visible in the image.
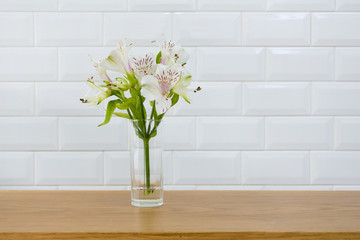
[0,191,359,239]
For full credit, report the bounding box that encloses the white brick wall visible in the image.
[0,0,359,191]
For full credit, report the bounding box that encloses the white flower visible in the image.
[131,53,156,80]
[89,56,111,82]
[172,71,193,103]
[159,40,189,66]
[141,64,181,114]
[85,81,110,106]
[100,39,133,74]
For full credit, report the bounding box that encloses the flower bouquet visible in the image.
[81,39,199,207]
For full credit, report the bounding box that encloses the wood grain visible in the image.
[0,191,359,239]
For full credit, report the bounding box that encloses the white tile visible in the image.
[0,0,57,11]
[0,48,57,81]
[312,13,360,46]
[336,0,360,11]
[0,83,34,115]
[266,117,333,150]
[335,117,360,150]
[60,0,127,11]
[198,0,266,11]
[36,82,106,116]
[334,185,360,190]
[243,83,310,115]
[0,117,57,150]
[59,117,127,150]
[243,151,310,184]
[0,186,58,190]
[129,0,196,11]
[336,48,360,81]
[182,47,196,79]
[35,13,102,46]
[243,13,310,46]
[0,13,33,46]
[36,152,103,185]
[264,185,332,190]
[104,13,171,46]
[104,152,130,185]
[196,185,265,190]
[311,151,360,184]
[162,117,196,150]
[0,152,34,185]
[104,151,173,185]
[58,186,129,190]
[267,48,334,81]
[267,0,335,11]
[197,47,265,81]
[197,117,264,150]
[312,83,360,115]
[59,47,113,81]
[172,82,242,116]
[162,151,173,185]
[164,185,196,190]
[173,13,241,46]
[173,151,241,184]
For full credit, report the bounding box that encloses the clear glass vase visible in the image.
[129,119,163,207]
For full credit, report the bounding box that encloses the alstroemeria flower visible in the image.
[159,40,189,66]
[100,39,133,74]
[172,71,193,103]
[89,56,111,82]
[141,64,180,114]
[131,53,156,80]
[85,81,110,106]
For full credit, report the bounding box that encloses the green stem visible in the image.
[143,137,151,195]
[137,92,147,136]
[147,102,156,134]
[127,109,144,138]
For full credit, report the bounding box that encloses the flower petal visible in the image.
[100,49,126,73]
[89,55,112,82]
[172,46,189,65]
[172,73,192,103]
[131,53,156,80]
[141,75,162,101]
[155,96,172,114]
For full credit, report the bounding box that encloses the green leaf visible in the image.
[171,93,179,106]
[126,72,138,86]
[113,112,130,119]
[130,88,138,98]
[149,130,157,138]
[116,97,135,110]
[98,100,119,127]
[156,51,162,64]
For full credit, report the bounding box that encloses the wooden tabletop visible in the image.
[0,190,359,239]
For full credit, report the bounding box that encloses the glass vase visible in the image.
[129,119,163,207]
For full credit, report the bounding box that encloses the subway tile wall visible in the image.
[0,0,360,191]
